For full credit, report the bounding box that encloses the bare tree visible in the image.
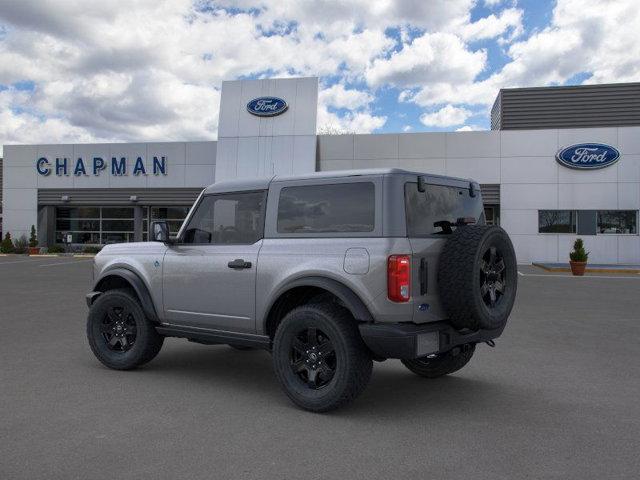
[317,123,355,135]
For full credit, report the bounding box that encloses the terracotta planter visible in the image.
[28,246,40,255]
[569,260,587,276]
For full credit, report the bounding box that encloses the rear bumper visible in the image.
[359,321,504,360]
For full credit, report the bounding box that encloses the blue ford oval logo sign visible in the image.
[556,143,620,170]
[247,97,288,117]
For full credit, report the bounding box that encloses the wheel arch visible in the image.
[92,268,159,322]
[263,276,373,339]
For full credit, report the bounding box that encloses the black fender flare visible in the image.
[92,268,159,322]
[263,276,374,332]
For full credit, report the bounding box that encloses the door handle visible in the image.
[227,258,252,269]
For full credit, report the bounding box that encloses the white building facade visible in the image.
[2,76,639,264]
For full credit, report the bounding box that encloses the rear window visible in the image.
[277,182,375,234]
[405,182,484,236]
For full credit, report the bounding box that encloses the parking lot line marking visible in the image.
[518,271,640,280]
[38,260,94,267]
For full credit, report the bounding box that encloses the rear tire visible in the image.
[272,303,372,412]
[87,289,164,370]
[401,344,475,378]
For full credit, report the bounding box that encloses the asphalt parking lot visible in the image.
[1,256,639,479]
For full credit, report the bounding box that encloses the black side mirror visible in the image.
[151,221,170,243]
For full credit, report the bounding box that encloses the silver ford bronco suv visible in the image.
[86,169,517,412]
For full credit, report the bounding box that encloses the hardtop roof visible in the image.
[202,168,474,194]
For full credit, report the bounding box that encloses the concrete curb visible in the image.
[533,263,640,275]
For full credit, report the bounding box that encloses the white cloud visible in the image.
[404,0,640,110]
[317,82,384,133]
[212,0,475,33]
[420,105,472,127]
[458,7,523,42]
[0,0,638,147]
[366,32,486,88]
[402,125,413,132]
[456,125,484,132]
[319,84,373,110]
[317,106,386,134]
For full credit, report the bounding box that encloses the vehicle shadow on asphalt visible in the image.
[83,342,531,419]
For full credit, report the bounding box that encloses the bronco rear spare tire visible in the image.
[437,225,517,331]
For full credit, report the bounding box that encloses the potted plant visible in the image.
[569,238,589,276]
[28,225,40,255]
[1,232,15,253]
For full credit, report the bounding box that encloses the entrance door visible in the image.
[162,191,266,333]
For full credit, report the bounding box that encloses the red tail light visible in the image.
[388,255,411,302]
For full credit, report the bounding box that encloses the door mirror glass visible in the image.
[151,221,170,243]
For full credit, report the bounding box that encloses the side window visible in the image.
[182,191,266,244]
[277,182,375,234]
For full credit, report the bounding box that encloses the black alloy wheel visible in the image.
[290,327,336,389]
[101,305,137,352]
[272,303,373,412]
[438,225,517,331]
[87,289,164,370]
[480,246,506,308]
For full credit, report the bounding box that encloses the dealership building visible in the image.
[1,78,639,264]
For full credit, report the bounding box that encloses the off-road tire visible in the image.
[272,303,373,412]
[438,225,517,331]
[87,289,164,370]
[401,344,475,378]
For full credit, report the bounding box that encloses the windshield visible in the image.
[405,182,484,236]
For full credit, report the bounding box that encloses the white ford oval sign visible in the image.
[556,143,620,170]
[247,97,288,117]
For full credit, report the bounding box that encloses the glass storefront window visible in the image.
[538,210,577,233]
[143,206,191,241]
[55,206,135,245]
[56,219,100,231]
[55,231,100,244]
[102,207,135,219]
[56,207,100,219]
[597,210,638,234]
[102,220,134,231]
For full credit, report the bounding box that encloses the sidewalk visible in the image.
[533,262,640,274]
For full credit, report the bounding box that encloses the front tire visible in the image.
[87,289,164,370]
[401,344,475,378]
[272,304,372,412]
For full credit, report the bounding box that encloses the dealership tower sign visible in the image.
[246,96,288,117]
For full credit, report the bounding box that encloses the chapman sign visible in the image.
[246,97,288,117]
[36,156,168,176]
[556,143,620,170]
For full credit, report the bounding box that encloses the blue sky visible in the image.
[0,0,637,150]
